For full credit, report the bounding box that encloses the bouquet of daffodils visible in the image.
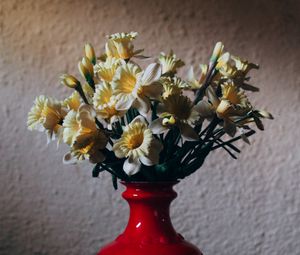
[27,32,272,188]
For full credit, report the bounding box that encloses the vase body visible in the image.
[98,182,203,255]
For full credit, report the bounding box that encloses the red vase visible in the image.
[97,182,203,255]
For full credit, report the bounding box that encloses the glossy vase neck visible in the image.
[98,181,203,255]
[119,182,180,244]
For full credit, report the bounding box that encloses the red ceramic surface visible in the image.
[98,182,203,255]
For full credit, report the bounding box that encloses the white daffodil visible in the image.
[62,91,81,111]
[186,64,208,90]
[160,76,188,99]
[207,82,252,136]
[63,105,108,164]
[93,82,126,124]
[150,94,202,141]
[27,95,67,143]
[113,116,162,176]
[215,53,259,90]
[112,62,162,115]
[105,32,142,60]
[94,57,124,82]
[158,51,184,74]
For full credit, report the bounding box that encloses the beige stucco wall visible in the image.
[1,0,299,254]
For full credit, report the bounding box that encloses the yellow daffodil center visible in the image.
[120,71,137,93]
[112,64,141,96]
[125,132,144,149]
[222,83,243,105]
[113,120,153,160]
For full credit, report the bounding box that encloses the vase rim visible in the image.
[120,180,179,185]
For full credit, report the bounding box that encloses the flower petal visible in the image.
[142,82,163,98]
[115,96,135,111]
[149,118,168,134]
[187,66,195,82]
[133,96,150,115]
[194,101,214,118]
[89,151,106,164]
[179,123,199,141]
[131,115,147,124]
[206,86,220,109]
[141,63,162,85]
[123,157,141,176]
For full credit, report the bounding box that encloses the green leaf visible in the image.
[92,163,105,177]
[112,174,118,190]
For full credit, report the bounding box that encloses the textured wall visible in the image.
[0,0,300,254]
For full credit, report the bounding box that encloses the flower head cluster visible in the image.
[27,33,272,184]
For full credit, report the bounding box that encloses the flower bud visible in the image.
[60,74,80,89]
[216,52,230,70]
[78,57,94,81]
[210,42,224,63]
[257,110,274,119]
[162,115,176,126]
[84,43,96,65]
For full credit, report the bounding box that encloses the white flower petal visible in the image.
[115,96,135,111]
[123,157,141,176]
[194,101,214,118]
[131,115,147,124]
[142,82,163,98]
[141,63,162,85]
[187,66,195,81]
[149,118,168,134]
[140,155,156,166]
[134,96,150,115]
[179,123,199,141]
[206,86,220,109]
[140,139,162,166]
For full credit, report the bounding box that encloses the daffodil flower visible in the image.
[112,62,162,115]
[186,64,208,90]
[27,96,67,143]
[160,76,188,99]
[150,94,202,141]
[94,57,124,82]
[207,82,252,136]
[158,51,185,74]
[63,105,108,164]
[93,81,126,124]
[63,91,81,111]
[105,32,142,60]
[113,116,162,176]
